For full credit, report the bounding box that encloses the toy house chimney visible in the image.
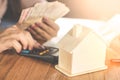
[70,24,83,38]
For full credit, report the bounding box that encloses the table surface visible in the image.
[0,48,120,80]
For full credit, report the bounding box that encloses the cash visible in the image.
[17,1,70,29]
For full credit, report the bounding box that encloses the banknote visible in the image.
[17,1,70,30]
[18,8,31,23]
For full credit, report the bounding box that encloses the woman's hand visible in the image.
[0,25,39,53]
[27,17,59,44]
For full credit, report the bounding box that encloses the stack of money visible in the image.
[17,1,70,30]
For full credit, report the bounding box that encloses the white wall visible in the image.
[59,0,120,21]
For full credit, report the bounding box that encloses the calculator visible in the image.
[20,46,59,64]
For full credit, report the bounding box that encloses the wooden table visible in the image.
[0,48,120,80]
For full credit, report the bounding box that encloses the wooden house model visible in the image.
[55,24,107,77]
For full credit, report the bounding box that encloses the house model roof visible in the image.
[57,24,106,52]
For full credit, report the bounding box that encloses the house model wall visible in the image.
[55,24,107,77]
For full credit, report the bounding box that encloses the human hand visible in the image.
[0,25,39,53]
[27,17,59,44]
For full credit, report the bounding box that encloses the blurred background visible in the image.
[4,0,120,23]
[48,0,120,21]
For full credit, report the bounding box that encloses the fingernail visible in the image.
[29,47,32,50]
[31,24,36,28]
[40,46,46,49]
[26,27,31,32]
[23,46,27,50]
[35,22,42,28]
[37,43,41,46]
[43,16,48,21]
[27,27,30,30]
[17,50,21,53]
[35,22,40,26]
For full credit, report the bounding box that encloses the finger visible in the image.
[33,40,41,48]
[0,39,13,52]
[42,16,59,31]
[35,22,57,37]
[30,25,51,40]
[2,31,27,50]
[5,25,19,32]
[1,26,19,37]
[17,32,28,49]
[24,31,35,50]
[27,27,47,44]
[12,40,22,53]
[27,27,45,41]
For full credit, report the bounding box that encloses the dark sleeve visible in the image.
[3,0,22,22]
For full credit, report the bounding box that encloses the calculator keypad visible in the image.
[20,46,59,56]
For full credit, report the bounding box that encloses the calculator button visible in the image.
[21,50,30,54]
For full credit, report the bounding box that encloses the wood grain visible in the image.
[0,48,120,80]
